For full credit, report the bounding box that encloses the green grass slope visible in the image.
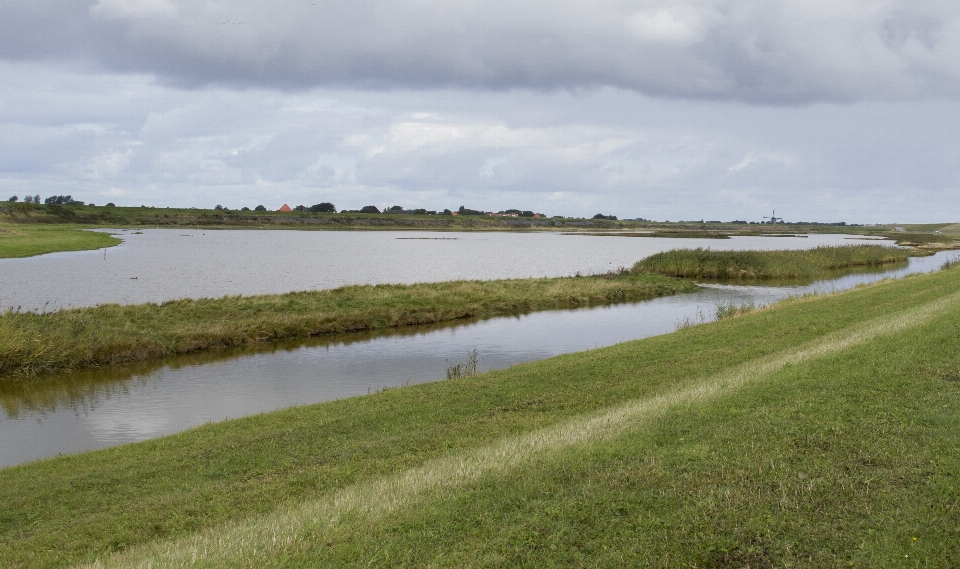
[1,267,959,567]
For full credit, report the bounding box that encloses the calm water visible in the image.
[1,229,884,312]
[2,247,956,469]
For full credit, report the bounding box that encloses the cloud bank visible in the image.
[4,0,960,103]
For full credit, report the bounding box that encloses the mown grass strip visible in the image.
[79,289,960,568]
[0,272,694,379]
[0,225,120,258]
[632,244,910,279]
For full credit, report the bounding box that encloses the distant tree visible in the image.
[442,209,452,215]
[389,205,404,211]
[7,195,17,202]
[33,195,40,204]
[293,205,308,212]
[458,205,484,216]
[504,209,522,215]
[254,205,266,211]
[360,205,381,214]
[24,195,34,204]
[106,202,116,207]
[592,213,618,220]
[44,195,84,205]
[521,210,535,217]
[411,208,427,214]
[241,206,251,211]
[308,202,336,213]
[214,204,224,210]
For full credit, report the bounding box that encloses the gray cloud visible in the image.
[3,1,960,103]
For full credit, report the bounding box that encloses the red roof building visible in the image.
[278,204,292,212]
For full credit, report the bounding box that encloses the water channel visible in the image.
[2,232,956,468]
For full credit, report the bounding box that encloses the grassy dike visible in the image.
[633,244,913,279]
[0,225,120,259]
[0,273,694,379]
[2,267,959,567]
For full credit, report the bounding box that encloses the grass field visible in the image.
[0,225,120,258]
[0,272,694,379]
[1,264,958,568]
[632,245,912,279]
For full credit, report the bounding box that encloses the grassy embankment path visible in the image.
[0,224,120,258]
[2,265,959,567]
[0,273,694,379]
[633,244,912,279]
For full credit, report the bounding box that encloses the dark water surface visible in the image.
[3,248,956,469]
[2,229,882,312]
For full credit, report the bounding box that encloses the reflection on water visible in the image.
[2,250,957,469]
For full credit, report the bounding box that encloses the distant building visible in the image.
[278,204,292,212]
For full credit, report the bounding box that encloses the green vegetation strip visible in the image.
[2,266,959,567]
[0,225,120,259]
[0,273,694,379]
[633,244,911,279]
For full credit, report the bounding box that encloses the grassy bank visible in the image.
[1,263,959,567]
[0,272,694,379]
[0,225,120,258]
[632,244,912,279]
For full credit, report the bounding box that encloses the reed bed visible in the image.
[0,273,694,379]
[632,244,910,279]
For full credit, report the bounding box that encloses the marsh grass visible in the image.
[633,245,910,280]
[941,256,960,271]
[0,273,695,379]
[714,300,756,320]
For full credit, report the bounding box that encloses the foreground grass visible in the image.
[2,266,959,567]
[0,272,693,379]
[633,244,912,279]
[0,225,120,258]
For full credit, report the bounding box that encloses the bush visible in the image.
[309,202,336,213]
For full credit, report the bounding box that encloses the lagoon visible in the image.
[2,229,883,312]
[2,245,955,469]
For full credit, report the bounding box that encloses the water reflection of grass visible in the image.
[0,272,696,379]
[3,262,959,568]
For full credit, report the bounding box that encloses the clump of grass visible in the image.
[714,300,756,321]
[633,245,910,280]
[446,349,479,379]
[0,272,696,379]
[941,256,960,271]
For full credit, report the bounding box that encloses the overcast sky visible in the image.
[2,1,958,223]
